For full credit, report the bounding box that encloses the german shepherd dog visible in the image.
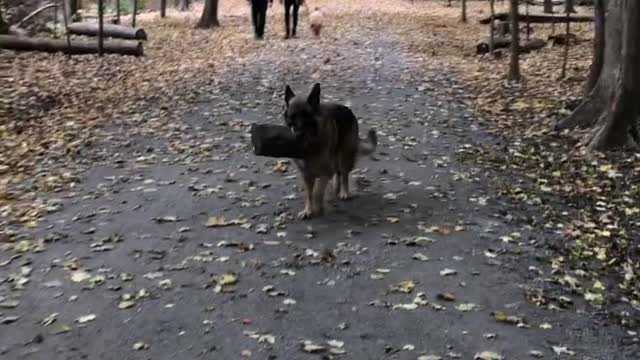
[284,83,377,219]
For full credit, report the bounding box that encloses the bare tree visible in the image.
[509,0,521,81]
[557,0,640,151]
[161,0,167,17]
[197,0,220,28]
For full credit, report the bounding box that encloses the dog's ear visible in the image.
[307,83,321,109]
[285,85,295,106]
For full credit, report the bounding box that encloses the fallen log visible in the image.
[67,23,147,40]
[477,37,547,55]
[480,13,593,24]
[0,35,144,56]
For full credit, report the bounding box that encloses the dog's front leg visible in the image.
[298,175,316,219]
[311,176,330,217]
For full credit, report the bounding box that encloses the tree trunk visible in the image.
[116,0,121,24]
[560,0,571,78]
[544,0,554,13]
[161,0,167,18]
[69,0,80,15]
[178,0,191,11]
[509,0,521,81]
[462,0,467,23]
[556,0,622,131]
[565,0,576,13]
[0,8,8,34]
[132,0,138,27]
[588,0,640,150]
[197,0,220,28]
[489,0,496,55]
[584,0,605,95]
[0,35,144,56]
[98,0,104,56]
[67,23,147,40]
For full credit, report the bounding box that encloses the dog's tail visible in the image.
[358,129,378,157]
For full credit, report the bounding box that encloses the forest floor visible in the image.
[1,0,639,359]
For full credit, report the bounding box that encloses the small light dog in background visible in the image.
[309,6,323,37]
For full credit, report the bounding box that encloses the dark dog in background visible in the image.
[284,83,377,219]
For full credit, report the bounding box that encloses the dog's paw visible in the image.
[297,209,313,220]
[338,191,354,201]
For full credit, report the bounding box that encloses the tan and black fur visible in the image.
[284,83,377,219]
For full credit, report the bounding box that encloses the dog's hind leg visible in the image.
[298,175,316,219]
[337,151,356,200]
[332,173,341,198]
[312,176,330,216]
[338,172,352,200]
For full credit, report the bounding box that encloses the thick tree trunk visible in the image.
[509,0,521,81]
[584,0,605,95]
[556,0,622,131]
[0,35,144,56]
[67,23,147,40]
[197,0,220,28]
[544,0,554,13]
[588,0,640,150]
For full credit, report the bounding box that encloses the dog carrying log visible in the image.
[250,123,305,159]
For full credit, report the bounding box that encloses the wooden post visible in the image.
[132,0,138,27]
[161,0,167,18]
[98,0,104,56]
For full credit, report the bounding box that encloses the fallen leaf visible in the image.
[76,314,96,324]
[474,351,503,360]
